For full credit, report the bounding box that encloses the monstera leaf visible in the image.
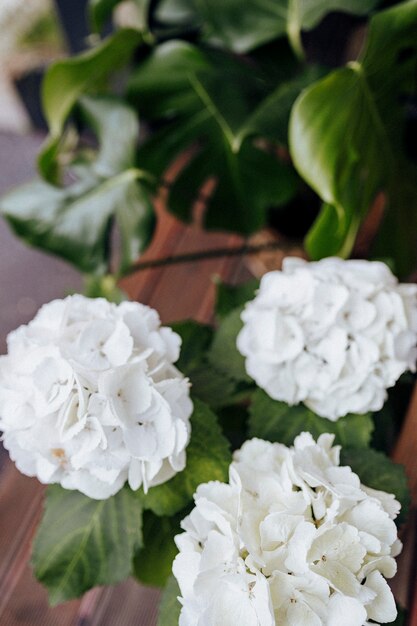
[1,97,155,275]
[129,40,321,234]
[39,28,142,182]
[290,0,417,277]
[153,0,379,54]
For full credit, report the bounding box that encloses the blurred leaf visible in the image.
[154,0,200,30]
[130,40,302,234]
[371,373,415,454]
[83,274,128,302]
[1,97,155,275]
[32,486,143,605]
[208,307,251,383]
[89,0,121,31]
[40,29,142,182]
[214,279,259,320]
[290,0,417,276]
[392,606,407,625]
[249,389,374,448]
[305,202,359,259]
[141,399,231,516]
[170,320,214,372]
[157,576,182,626]
[128,40,211,118]
[133,511,181,587]
[187,0,379,54]
[340,447,410,526]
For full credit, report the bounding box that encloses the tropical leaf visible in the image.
[290,0,417,276]
[1,97,155,275]
[40,29,142,182]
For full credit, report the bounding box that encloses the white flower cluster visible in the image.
[237,258,417,420]
[0,295,193,499]
[173,434,401,626]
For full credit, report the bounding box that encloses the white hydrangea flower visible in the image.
[0,295,193,499]
[173,434,401,626]
[237,258,417,420]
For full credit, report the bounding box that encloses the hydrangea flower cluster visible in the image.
[173,434,401,626]
[0,295,193,499]
[237,257,417,419]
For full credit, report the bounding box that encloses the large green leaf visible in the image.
[130,40,306,234]
[133,511,182,587]
[141,399,231,516]
[40,29,142,182]
[157,576,182,626]
[1,97,155,275]
[187,0,379,54]
[340,448,410,526]
[249,389,374,448]
[290,0,417,276]
[32,486,143,605]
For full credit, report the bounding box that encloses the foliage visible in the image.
[4,0,417,277]
[1,96,155,276]
[290,0,417,276]
[249,389,374,448]
[32,485,143,604]
[157,575,182,626]
[340,447,410,526]
[133,511,182,587]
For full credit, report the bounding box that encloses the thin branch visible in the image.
[124,240,300,275]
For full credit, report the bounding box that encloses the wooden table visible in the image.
[0,136,417,624]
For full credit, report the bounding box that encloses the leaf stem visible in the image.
[124,239,300,275]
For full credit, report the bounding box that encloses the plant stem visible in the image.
[124,240,300,275]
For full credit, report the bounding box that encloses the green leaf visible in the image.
[340,447,410,526]
[188,363,243,409]
[89,0,122,31]
[249,389,374,448]
[157,576,182,626]
[392,606,407,626]
[188,0,379,54]
[141,399,231,516]
[237,66,324,145]
[32,486,143,605]
[214,279,259,320]
[171,320,214,373]
[128,40,212,119]
[133,511,181,587]
[40,29,142,182]
[1,97,155,275]
[305,202,355,259]
[290,0,417,275]
[130,41,299,234]
[170,320,244,409]
[208,307,251,383]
